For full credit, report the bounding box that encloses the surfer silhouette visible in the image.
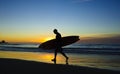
[52,29,69,64]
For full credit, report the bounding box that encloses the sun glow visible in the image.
[43,37,54,42]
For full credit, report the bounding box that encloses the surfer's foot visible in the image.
[51,59,56,62]
[51,59,56,64]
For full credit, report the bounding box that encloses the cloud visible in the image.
[80,34,120,44]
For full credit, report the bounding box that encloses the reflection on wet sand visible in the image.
[0,51,120,71]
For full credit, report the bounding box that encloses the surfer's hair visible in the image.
[53,29,58,32]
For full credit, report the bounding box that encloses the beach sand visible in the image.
[0,58,120,74]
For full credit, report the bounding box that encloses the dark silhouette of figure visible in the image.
[52,29,68,64]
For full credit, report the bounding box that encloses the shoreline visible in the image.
[0,47,120,55]
[0,58,120,74]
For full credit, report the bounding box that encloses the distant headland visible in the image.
[0,40,8,44]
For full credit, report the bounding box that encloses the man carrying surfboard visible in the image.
[52,29,69,64]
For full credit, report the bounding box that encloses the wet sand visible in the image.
[0,58,120,74]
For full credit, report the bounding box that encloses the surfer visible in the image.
[52,29,69,64]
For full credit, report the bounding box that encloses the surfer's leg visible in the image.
[61,52,68,59]
[60,48,69,60]
[60,50,69,64]
[54,49,57,60]
[52,49,57,63]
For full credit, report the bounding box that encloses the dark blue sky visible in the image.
[0,0,120,42]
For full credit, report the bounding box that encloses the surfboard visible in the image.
[39,36,80,49]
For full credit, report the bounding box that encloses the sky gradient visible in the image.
[0,0,120,43]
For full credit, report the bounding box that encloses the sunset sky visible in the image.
[0,0,120,43]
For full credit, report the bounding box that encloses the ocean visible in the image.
[0,43,120,71]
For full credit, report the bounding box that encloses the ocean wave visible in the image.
[0,46,120,55]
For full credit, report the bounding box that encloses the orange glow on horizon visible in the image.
[1,33,119,43]
[0,35,54,43]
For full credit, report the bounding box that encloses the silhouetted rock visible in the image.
[0,40,8,44]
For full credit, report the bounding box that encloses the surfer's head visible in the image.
[53,29,58,34]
